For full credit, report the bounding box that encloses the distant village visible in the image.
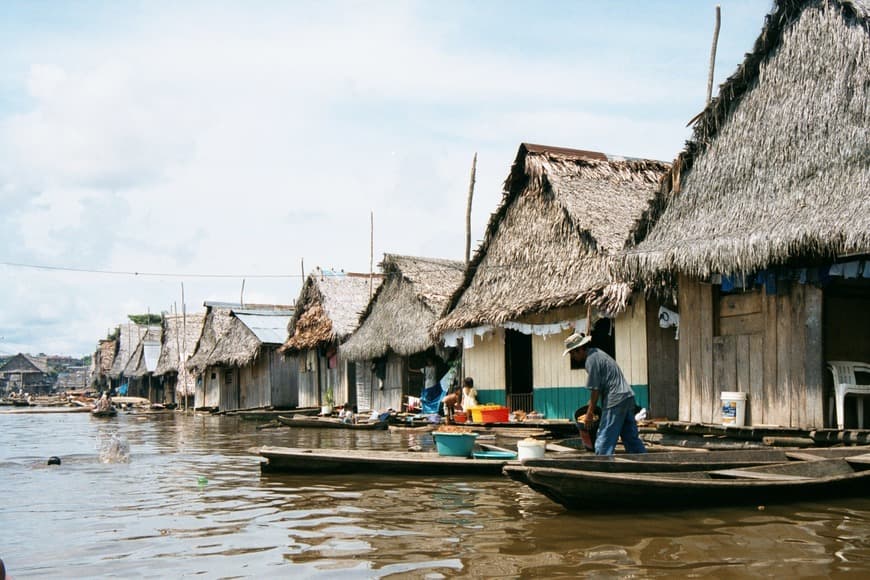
[2,0,868,432]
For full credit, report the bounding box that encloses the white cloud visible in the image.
[0,1,771,354]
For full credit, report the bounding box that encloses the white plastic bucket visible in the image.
[517,439,546,461]
[720,391,747,427]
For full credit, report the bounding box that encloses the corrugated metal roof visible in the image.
[234,311,293,344]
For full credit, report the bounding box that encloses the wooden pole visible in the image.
[706,5,721,105]
[370,210,374,299]
[240,279,246,307]
[181,282,188,413]
[465,153,477,265]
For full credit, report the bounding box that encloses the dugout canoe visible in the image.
[276,415,389,430]
[504,452,870,511]
[258,445,514,475]
[518,446,870,473]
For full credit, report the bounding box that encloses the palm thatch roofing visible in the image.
[341,254,466,361]
[124,326,162,379]
[281,270,383,353]
[108,323,148,379]
[433,143,668,334]
[624,0,870,283]
[97,340,116,375]
[187,303,293,371]
[155,313,205,376]
[0,353,50,374]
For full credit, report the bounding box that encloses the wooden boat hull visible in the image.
[520,447,870,473]
[277,415,388,430]
[505,454,870,510]
[91,408,118,418]
[259,446,514,475]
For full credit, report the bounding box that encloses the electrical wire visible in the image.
[0,261,302,279]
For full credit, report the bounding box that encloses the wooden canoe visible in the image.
[91,407,118,418]
[258,445,515,475]
[277,415,389,430]
[504,452,870,511]
[518,447,870,473]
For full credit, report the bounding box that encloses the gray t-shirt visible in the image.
[585,347,633,409]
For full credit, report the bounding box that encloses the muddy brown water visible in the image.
[2,412,870,578]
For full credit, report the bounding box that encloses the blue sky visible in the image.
[0,0,774,356]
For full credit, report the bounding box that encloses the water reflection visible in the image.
[2,412,870,578]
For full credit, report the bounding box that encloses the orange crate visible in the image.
[469,405,509,423]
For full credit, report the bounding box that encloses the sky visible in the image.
[0,0,776,357]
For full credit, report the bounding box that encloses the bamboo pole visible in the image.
[240,279,246,307]
[465,153,477,265]
[370,211,374,299]
[706,5,721,105]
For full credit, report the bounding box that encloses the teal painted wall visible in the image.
[477,386,649,420]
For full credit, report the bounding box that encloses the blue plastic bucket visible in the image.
[433,432,478,457]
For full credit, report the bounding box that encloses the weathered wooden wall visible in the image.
[219,367,240,412]
[369,353,406,411]
[645,296,680,419]
[197,366,222,409]
[297,349,320,408]
[614,297,648,388]
[678,277,824,428]
[270,350,298,409]
[355,362,374,412]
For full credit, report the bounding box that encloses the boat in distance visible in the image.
[276,414,389,430]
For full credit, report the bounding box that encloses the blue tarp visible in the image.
[420,384,446,414]
[118,382,129,396]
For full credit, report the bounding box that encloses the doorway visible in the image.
[505,329,533,411]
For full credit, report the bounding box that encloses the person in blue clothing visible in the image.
[563,332,646,456]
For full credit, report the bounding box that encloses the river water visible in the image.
[2,412,870,578]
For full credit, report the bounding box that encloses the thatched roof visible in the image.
[434,143,668,334]
[155,313,205,376]
[341,254,466,361]
[124,326,162,378]
[624,0,870,283]
[281,270,382,352]
[187,303,293,370]
[108,323,148,379]
[97,340,116,375]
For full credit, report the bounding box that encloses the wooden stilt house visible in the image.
[280,270,382,411]
[433,143,674,420]
[341,254,466,412]
[123,326,162,401]
[624,0,870,429]
[186,302,296,412]
[154,313,204,407]
[107,323,148,396]
[92,338,117,392]
[0,354,53,395]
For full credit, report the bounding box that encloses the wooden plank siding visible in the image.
[614,297,648,388]
[699,284,715,423]
[645,296,679,419]
[804,286,824,428]
[297,349,320,408]
[680,279,826,428]
[677,275,695,422]
[464,331,506,394]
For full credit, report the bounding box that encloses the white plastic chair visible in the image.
[827,361,870,429]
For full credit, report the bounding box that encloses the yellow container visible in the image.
[469,405,509,423]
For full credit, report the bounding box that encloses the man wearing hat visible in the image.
[563,332,646,455]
